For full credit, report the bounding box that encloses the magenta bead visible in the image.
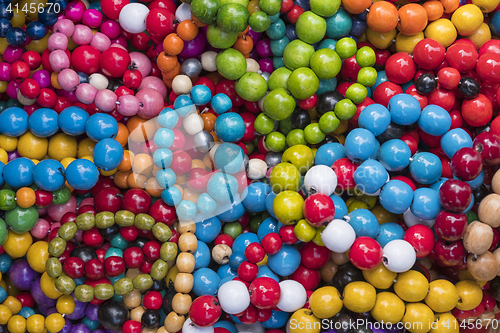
[130,52,152,77]
[53,18,75,37]
[6,81,20,99]
[256,39,272,58]
[111,36,128,49]
[90,32,111,52]
[48,32,69,51]
[75,83,98,104]
[95,89,118,112]
[31,219,50,239]
[7,150,19,161]
[82,9,103,28]
[65,1,85,22]
[32,70,52,88]
[100,20,121,40]
[3,46,23,63]
[179,31,207,58]
[136,88,165,119]
[57,69,80,91]
[0,63,11,81]
[57,89,78,103]
[72,25,93,45]
[247,28,262,43]
[258,58,274,73]
[117,95,140,116]
[138,76,167,99]
[49,50,70,72]
[24,104,40,116]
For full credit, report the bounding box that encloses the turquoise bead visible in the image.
[161,187,182,206]
[197,193,217,214]
[177,200,198,220]
[156,168,176,188]
[157,108,179,129]
[154,128,174,148]
[207,172,239,203]
[153,149,173,169]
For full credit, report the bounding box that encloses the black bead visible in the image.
[316,91,344,115]
[142,310,161,328]
[332,262,364,294]
[320,135,340,145]
[376,122,404,144]
[458,77,480,99]
[291,110,311,130]
[473,184,489,203]
[151,278,166,292]
[70,246,98,263]
[415,73,437,95]
[99,224,120,240]
[129,236,150,249]
[97,300,129,331]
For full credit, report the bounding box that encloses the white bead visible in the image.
[276,280,307,312]
[246,59,260,72]
[247,159,267,180]
[183,113,204,136]
[89,73,109,91]
[175,3,192,22]
[209,143,221,162]
[172,75,193,95]
[403,209,435,228]
[218,280,250,314]
[17,90,37,106]
[258,92,268,112]
[235,322,265,333]
[321,219,356,253]
[118,3,149,34]
[81,0,90,9]
[201,51,217,72]
[182,318,214,333]
[382,239,416,273]
[304,165,338,196]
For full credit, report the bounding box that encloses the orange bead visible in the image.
[177,174,187,185]
[203,153,214,170]
[210,131,220,142]
[177,20,198,41]
[128,173,147,189]
[191,159,205,169]
[16,187,36,209]
[127,116,156,143]
[114,170,131,189]
[191,15,207,27]
[163,34,184,56]
[183,188,200,202]
[238,26,249,37]
[146,177,163,197]
[366,2,399,33]
[233,35,254,55]
[423,1,444,21]
[201,113,217,132]
[162,62,181,80]
[118,151,133,172]
[152,166,161,177]
[398,4,429,35]
[157,52,178,72]
[342,0,371,14]
[132,153,154,175]
[440,0,459,13]
[115,122,129,147]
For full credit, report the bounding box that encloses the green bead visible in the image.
[76,212,96,231]
[115,210,135,227]
[0,218,7,245]
[52,186,71,205]
[279,117,293,136]
[266,132,286,152]
[5,205,38,234]
[319,111,340,134]
[250,215,263,233]
[134,213,156,231]
[58,222,77,241]
[255,113,276,135]
[94,284,114,300]
[224,221,242,239]
[46,258,63,278]
[55,275,76,294]
[132,274,153,291]
[48,237,66,257]
[345,83,368,105]
[110,234,129,250]
[113,278,134,296]
[467,211,478,224]
[151,259,169,280]
[152,223,172,242]
[96,212,115,229]
[74,285,94,303]
[334,98,357,120]
[304,123,325,144]
[160,242,178,262]
[286,129,307,146]
[0,189,16,211]
[294,219,316,242]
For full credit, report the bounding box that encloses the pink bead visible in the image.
[130,52,152,77]
[36,207,47,216]
[65,0,85,22]
[138,76,168,99]
[57,68,80,91]
[72,25,93,45]
[75,229,84,243]
[117,94,140,116]
[3,46,23,63]
[95,89,118,112]
[0,63,10,81]
[48,32,69,51]
[136,88,165,119]
[82,8,103,28]
[30,219,50,239]
[53,19,75,37]
[76,83,98,104]
[78,197,94,208]
[156,43,164,55]
[50,222,61,232]
[47,195,77,222]
[49,50,70,72]
[6,81,20,99]
[100,20,121,40]
[90,32,111,52]
[57,89,78,103]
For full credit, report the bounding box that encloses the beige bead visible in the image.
[178,233,198,253]
[172,293,192,315]
[176,252,195,273]
[492,170,500,195]
[174,273,194,293]
[178,221,196,234]
[164,312,185,332]
[320,260,338,283]
[142,328,157,333]
[123,289,142,309]
[131,306,145,322]
[478,194,500,227]
[467,252,499,282]
[156,327,168,333]
[212,244,232,265]
[126,268,141,280]
[331,251,349,265]
[493,248,500,276]
[463,221,493,255]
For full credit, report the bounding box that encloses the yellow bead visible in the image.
[27,314,45,333]
[0,81,6,93]
[48,133,78,161]
[100,168,117,176]
[451,4,483,36]
[17,131,49,160]
[363,264,397,289]
[0,304,12,325]
[7,315,26,333]
[61,157,76,169]
[3,230,32,259]
[424,279,459,313]
[430,313,459,333]
[371,205,398,225]
[82,156,94,162]
[309,286,343,319]
[371,292,405,324]
[45,313,65,333]
[472,0,500,12]
[365,27,397,49]
[10,9,25,27]
[4,296,22,314]
[0,134,18,152]
[402,303,434,333]
[394,270,429,302]
[455,280,482,311]
[466,22,491,48]
[77,138,96,158]
[395,32,425,54]
[40,272,63,300]
[56,294,75,315]
[425,19,457,48]
[0,148,7,164]
[288,309,321,333]
[27,241,49,273]
[332,120,349,135]
[67,37,78,51]
[342,281,376,313]
[25,33,50,54]
[0,39,8,55]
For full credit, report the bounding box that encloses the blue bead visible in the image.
[441,128,473,158]
[257,265,280,282]
[372,71,388,91]
[286,24,298,41]
[82,317,100,331]
[93,138,124,171]
[388,93,421,125]
[76,71,89,83]
[174,95,195,117]
[153,148,173,168]
[273,57,285,69]
[0,162,4,187]
[268,244,300,276]
[110,235,128,250]
[318,39,337,51]
[156,168,176,188]
[262,310,290,329]
[315,142,345,166]
[161,187,182,206]
[157,108,179,129]
[344,128,376,163]
[347,209,380,238]
[26,21,47,40]
[216,194,245,222]
[207,172,238,203]
[358,103,391,136]
[214,321,237,333]
[0,5,13,20]
[33,159,65,192]
[191,85,212,105]
[0,107,28,137]
[430,177,449,192]
[418,104,452,136]
[154,128,175,148]
[330,194,348,219]
[217,264,236,279]
[242,182,272,213]
[293,0,310,10]
[0,18,11,38]
[192,268,220,296]
[379,180,414,214]
[271,36,290,57]
[211,93,233,114]
[411,188,441,220]
[195,215,221,243]
[85,113,118,141]
[325,8,351,39]
[18,307,35,318]
[350,17,366,37]
[265,192,277,218]
[378,139,411,171]
[0,286,6,303]
[194,240,211,270]
[410,152,442,184]
[354,159,388,194]
[6,27,26,47]
[233,233,260,254]
[215,112,245,142]
[376,222,404,248]
[105,247,123,259]
[317,77,337,96]
[38,5,59,25]
[177,200,198,220]
[490,10,500,37]
[214,142,245,174]
[197,193,217,214]
[267,19,286,40]
[4,157,34,188]
[462,195,474,213]
[370,139,380,159]
[465,170,485,190]
[0,253,11,273]
[58,106,89,136]
[257,217,278,242]
[74,277,85,286]
[229,252,246,271]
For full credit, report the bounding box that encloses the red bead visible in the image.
[434,238,465,266]
[340,56,360,82]
[189,295,222,327]
[171,150,192,175]
[131,33,151,51]
[99,47,131,77]
[237,261,258,282]
[71,45,101,75]
[439,179,473,212]
[289,264,321,290]
[299,242,330,269]
[236,304,258,324]
[20,51,42,70]
[278,225,299,245]
[85,259,105,280]
[349,236,382,270]
[140,259,153,274]
[143,241,161,261]
[450,147,483,181]
[63,257,85,279]
[123,69,143,89]
[214,234,234,248]
[375,49,391,67]
[462,93,493,127]
[446,43,479,73]
[120,226,140,242]
[303,193,335,227]
[145,8,176,37]
[104,256,126,277]
[385,52,416,84]
[15,292,35,308]
[78,205,96,215]
[10,61,30,81]
[123,247,145,269]
[280,0,293,13]
[248,277,280,309]
[297,94,317,110]
[143,291,163,311]
[413,38,446,70]
[403,224,435,258]
[244,243,266,264]
[332,158,357,191]
[373,81,403,107]
[101,0,129,20]
[54,96,72,113]
[19,79,40,99]
[82,227,103,247]
[122,320,142,333]
[287,5,304,24]
[261,233,282,255]
[477,53,500,85]
[149,200,177,226]
[437,67,461,90]
[121,189,152,215]
[94,187,122,213]
[35,189,53,207]
[427,86,456,112]
[186,168,211,192]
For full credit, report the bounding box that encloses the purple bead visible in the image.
[111,36,128,49]
[57,89,79,103]
[66,298,87,320]
[59,318,73,333]
[258,58,274,73]
[104,328,119,333]
[70,323,91,333]
[46,307,58,316]
[0,63,10,81]
[93,330,106,333]
[256,38,272,58]
[100,20,121,40]
[32,278,57,308]
[156,42,164,55]
[8,259,40,290]
[32,70,51,88]
[179,31,207,58]
[3,46,23,63]
[247,28,262,43]
[6,81,20,99]
[7,150,19,162]
[85,303,99,321]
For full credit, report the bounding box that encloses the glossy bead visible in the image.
[349,236,383,270]
[379,180,414,214]
[377,139,411,171]
[344,128,376,163]
[387,93,421,125]
[382,239,416,273]
[439,179,473,212]
[410,152,442,184]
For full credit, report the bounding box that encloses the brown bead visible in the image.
[174,273,194,293]
[331,251,349,265]
[126,268,141,280]
[463,221,493,255]
[176,253,195,273]
[320,260,338,283]
[156,328,168,333]
[172,293,192,315]
[131,306,145,322]
[212,244,232,265]
[478,194,500,228]
[417,257,432,271]
[429,270,438,282]
[164,312,185,332]
[123,289,142,309]
[178,233,198,253]
[467,252,499,282]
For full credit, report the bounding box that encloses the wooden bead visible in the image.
[178,221,196,234]
[142,328,157,333]
[467,252,499,282]
[172,293,192,315]
[478,311,495,321]
[417,257,432,271]
[123,289,142,309]
[156,328,168,333]
[178,233,198,253]
[478,194,500,227]
[320,260,338,283]
[492,170,500,195]
[429,270,438,282]
[131,306,145,322]
[212,244,232,265]
[164,312,185,332]
[126,268,141,280]
[176,253,195,273]
[494,304,500,314]
[463,221,493,255]
[494,248,500,276]
[331,251,349,265]
[174,273,194,293]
